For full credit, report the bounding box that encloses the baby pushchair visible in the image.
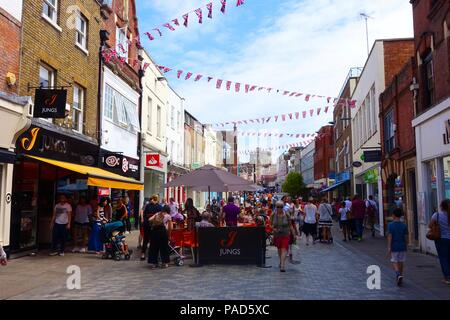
[100,221,133,261]
[168,241,185,266]
[317,222,334,244]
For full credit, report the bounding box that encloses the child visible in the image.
[387,208,408,286]
[112,231,129,256]
[339,202,352,242]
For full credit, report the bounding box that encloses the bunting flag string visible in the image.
[238,140,315,155]
[235,132,318,138]
[101,49,357,108]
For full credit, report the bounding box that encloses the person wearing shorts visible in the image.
[387,208,408,286]
[303,198,318,246]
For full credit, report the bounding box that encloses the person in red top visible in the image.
[351,194,366,242]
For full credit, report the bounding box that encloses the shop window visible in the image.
[104,84,114,120]
[76,12,88,51]
[43,0,58,24]
[39,64,56,123]
[427,161,439,216]
[147,97,152,133]
[116,27,128,59]
[157,105,162,138]
[442,156,450,199]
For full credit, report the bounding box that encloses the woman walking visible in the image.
[430,200,450,284]
[318,198,333,243]
[270,201,296,272]
[88,198,107,254]
[148,205,173,268]
[115,197,128,232]
[303,198,318,246]
[339,202,352,242]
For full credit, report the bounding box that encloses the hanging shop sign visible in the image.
[17,125,98,166]
[353,161,363,168]
[363,169,379,184]
[443,119,450,145]
[145,153,167,173]
[197,227,265,266]
[98,188,110,197]
[101,151,140,180]
[363,150,382,163]
[33,89,67,118]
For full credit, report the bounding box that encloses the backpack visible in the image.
[366,201,376,217]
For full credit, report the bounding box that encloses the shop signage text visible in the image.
[101,151,140,179]
[17,125,98,166]
[363,150,382,163]
[33,89,67,118]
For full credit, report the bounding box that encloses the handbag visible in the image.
[426,213,441,241]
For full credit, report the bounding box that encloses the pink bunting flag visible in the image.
[220,0,227,13]
[275,116,279,122]
[245,84,250,93]
[296,134,300,138]
[207,2,213,18]
[185,72,193,80]
[349,100,357,108]
[295,112,300,119]
[207,77,214,82]
[327,97,331,103]
[144,32,154,41]
[267,88,273,93]
[235,83,241,92]
[195,8,203,24]
[309,109,314,117]
[194,75,203,81]
[216,79,223,89]
[134,35,142,47]
[305,94,311,102]
[296,93,303,97]
[266,117,271,123]
[283,91,290,96]
[317,108,321,115]
[302,111,306,118]
[143,63,151,71]
[250,86,257,91]
[118,43,126,53]
[183,14,189,27]
[289,113,293,120]
[172,18,180,26]
[289,92,296,97]
[163,23,175,31]
[226,81,232,91]
[237,0,245,6]
[153,28,162,37]
[177,70,183,79]
[325,106,329,113]
[163,67,171,73]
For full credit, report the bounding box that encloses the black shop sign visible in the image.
[197,227,265,266]
[101,151,140,180]
[17,125,99,166]
[33,89,67,118]
[363,150,382,163]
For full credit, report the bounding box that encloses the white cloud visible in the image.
[142,0,414,160]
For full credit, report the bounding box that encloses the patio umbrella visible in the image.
[164,165,253,203]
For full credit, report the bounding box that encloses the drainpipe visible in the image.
[98,30,109,159]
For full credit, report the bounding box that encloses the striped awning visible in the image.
[382,158,404,183]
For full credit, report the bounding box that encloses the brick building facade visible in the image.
[380,58,418,246]
[0,7,21,94]
[411,0,450,254]
[314,125,334,195]
[18,0,102,139]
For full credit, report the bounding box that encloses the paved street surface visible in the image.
[2,228,449,300]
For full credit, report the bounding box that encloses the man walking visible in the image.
[223,196,240,227]
[351,195,366,242]
[366,195,378,237]
[140,195,163,261]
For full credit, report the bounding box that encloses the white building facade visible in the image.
[350,40,385,235]
[140,50,168,205]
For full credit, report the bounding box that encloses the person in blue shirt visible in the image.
[387,208,409,286]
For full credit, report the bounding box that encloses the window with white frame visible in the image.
[125,99,140,132]
[147,97,152,133]
[72,85,84,133]
[365,94,371,138]
[384,108,395,154]
[177,111,181,130]
[104,84,114,120]
[76,12,88,50]
[43,0,58,24]
[171,105,175,129]
[157,105,162,138]
[39,64,55,122]
[116,27,128,59]
[370,85,377,134]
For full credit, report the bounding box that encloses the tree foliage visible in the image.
[282,172,306,198]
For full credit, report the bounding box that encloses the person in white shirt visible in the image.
[339,202,351,242]
[50,194,72,256]
[303,198,318,246]
[318,198,333,243]
[169,198,179,218]
[72,196,92,253]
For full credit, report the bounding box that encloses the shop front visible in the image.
[10,124,143,254]
[413,98,450,254]
[166,162,189,206]
[0,93,32,250]
[143,152,168,202]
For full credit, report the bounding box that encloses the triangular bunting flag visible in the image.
[245,84,250,93]
[220,0,227,13]
[237,0,245,6]
[207,77,213,82]
[226,81,232,91]
[207,2,213,18]
[144,32,154,41]
[185,72,193,80]
[216,79,223,89]
[177,70,183,79]
[153,28,162,37]
[310,109,314,117]
[235,83,241,92]
[195,8,203,24]
[194,75,203,81]
[295,112,299,119]
[163,23,175,31]
[183,14,189,27]
[172,19,180,26]
[305,94,311,102]
[302,111,307,118]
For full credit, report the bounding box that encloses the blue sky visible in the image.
[135,0,414,160]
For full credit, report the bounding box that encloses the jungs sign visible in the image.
[33,89,67,118]
[198,227,264,265]
[17,125,98,166]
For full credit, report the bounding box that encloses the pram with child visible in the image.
[100,221,133,261]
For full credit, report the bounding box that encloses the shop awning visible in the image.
[26,155,144,191]
[320,179,350,193]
